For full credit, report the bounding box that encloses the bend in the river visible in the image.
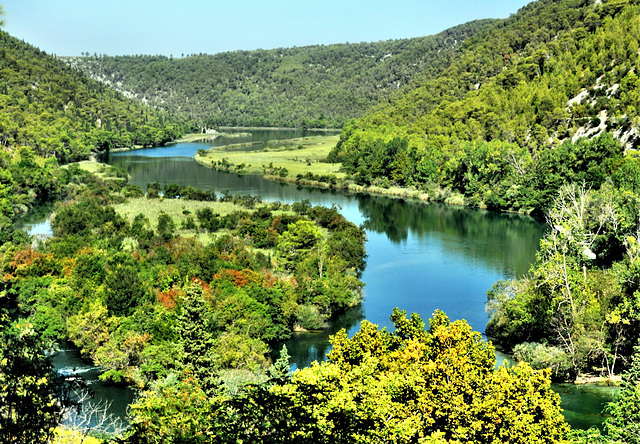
[93,129,617,430]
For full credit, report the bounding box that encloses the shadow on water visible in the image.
[272,305,365,371]
[552,383,619,430]
[51,345,136,430]
[358,196,547,277]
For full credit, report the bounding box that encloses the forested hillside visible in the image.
[0,31,188,162]
[63,20,496,129]
[329,0,640,212]
[282,0,640,413]
[6,0,640,441]
[0,26,195,250]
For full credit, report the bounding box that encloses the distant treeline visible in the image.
[64,19,497,129]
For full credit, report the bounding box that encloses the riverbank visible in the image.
[193,134,468,207]
[108,144,155,153]
[574,374,622,385]
[218,126,340,132]
[194,134,344,177]
[173,132,220,143]
[105,132,224,154]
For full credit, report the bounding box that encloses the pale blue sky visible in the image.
[2,0,531,56]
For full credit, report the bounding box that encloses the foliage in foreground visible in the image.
[125,309,570,443]
[0,315,71,444]
[487,179,640,380]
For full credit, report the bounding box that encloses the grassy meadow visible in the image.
[112,198,248,227]
[112,197,290,247]
[195,134,345,179]
[112,198,249,244]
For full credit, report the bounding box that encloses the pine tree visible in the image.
[268,345,291,385]
[177,281,219,392]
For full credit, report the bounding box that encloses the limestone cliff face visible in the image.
[567,74,640,151]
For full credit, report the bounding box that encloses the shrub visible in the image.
[513,342,574,380]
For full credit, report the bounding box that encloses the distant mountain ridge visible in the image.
[63,19,497,129]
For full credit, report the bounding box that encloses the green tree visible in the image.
[177,282,218,390]
[126,377,231,444]
[157,212,176,242]
[603,341,640,441]
[104,263,150,317]
[125,310,570,443]
[0,317,68,443]
[276,220,323,272]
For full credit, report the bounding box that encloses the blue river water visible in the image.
[45,129,616,430]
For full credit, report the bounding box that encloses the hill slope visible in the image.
[63,20,496,129]
[0,31,187,162]
[328,0,640,212]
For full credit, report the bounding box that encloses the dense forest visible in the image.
[5,0,640,442]
[322,0,640,399]
[0,150,369,441]
[63,20,496,129]
[329,0,640,212]
[0,31,189,162]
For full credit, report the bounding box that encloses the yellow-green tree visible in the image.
[126,309,570,443]
[267,309,570,443]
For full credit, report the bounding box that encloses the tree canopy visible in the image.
[126,309,570,443]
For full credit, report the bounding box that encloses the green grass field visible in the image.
[113,198,249,227]
[111,197,296,247]
[195,135,345,179]
[112,198,253,244]
[71,160,103,173]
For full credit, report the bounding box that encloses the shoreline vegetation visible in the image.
[192,132,636,390]
[194,134,439,204]
[75,151,622,393]
[5,154,369,382]
[218,126,342,132]
[194,131,640,220]
[108,132,222,152]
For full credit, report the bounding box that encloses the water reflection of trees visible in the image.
[358,195,547,277]
[273,304,365,370]
[107,155,345,204]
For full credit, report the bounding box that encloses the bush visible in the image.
[123,184,144,198]
[513,342,574,380]
[295,305,327,330]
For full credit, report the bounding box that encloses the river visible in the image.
[57,129,615,430]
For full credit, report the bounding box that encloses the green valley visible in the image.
[64,19,495,129]
[4,0,640,442]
